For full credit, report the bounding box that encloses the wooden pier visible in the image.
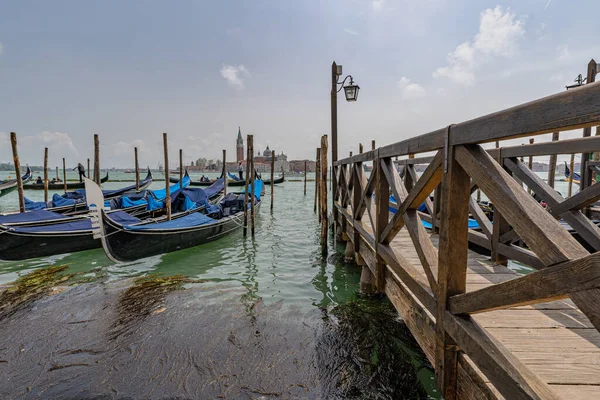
[331,81,600,399]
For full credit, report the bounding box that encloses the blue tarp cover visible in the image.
[228,172,241,181]
[421,219,481,230]
[9,211,140,233]
[246,180,263,201]
[151,176,190,200]
[122,212,215,231]
[0,209,67,225]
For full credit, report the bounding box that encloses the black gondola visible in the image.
[170,171,284,187]
[0,166,32,198]
[0,177,223,261]
[24,171,110,190]
[91,180,263,262]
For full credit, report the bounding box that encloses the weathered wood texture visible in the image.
[43,147,49,203]
[94,134,100,184]
[10,132,25,212]
[134,147,140,191]
[163,133,171,221]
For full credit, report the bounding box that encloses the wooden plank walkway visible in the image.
[342,211,600,399]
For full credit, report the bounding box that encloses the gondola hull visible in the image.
[0,226,98,261]
[101,202,258,262]
[0,166,33,198]
[24,172,109,190]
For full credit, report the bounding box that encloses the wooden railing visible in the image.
[332,81,600,400]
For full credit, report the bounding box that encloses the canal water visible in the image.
[0,171,439,399]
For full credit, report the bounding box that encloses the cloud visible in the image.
[397,77,426,99]
[344,28,359,36]
[113,139,148,157]
[220,64,250,90]
[372,0,385,12]
[37,131,79,156]
[433,6,525,85]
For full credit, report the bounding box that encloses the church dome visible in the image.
[263,145,271,156]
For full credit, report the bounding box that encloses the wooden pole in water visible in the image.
[315,148,320,216]
[548,132,559,188]
[250,135,255,237]
[271,150,275,212]
[10,132,25,213]
[371,140,375,151]
[62,158,67,193]
[243,136,250,237]
[179,149,183,186]
[87,158,90,180]
[320,135,328,246]
[580,59,597,191]
[222,149,227,197]
[568,153,575,197]
[93,134,100,184]
[163,133,171,221]
[44,147,49,203]
[56,166,59,180]
[304,160,307,196]
[134,147,140,191]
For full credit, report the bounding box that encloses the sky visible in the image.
[0,0,599,168]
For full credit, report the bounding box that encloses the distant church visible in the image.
[233,127,288,172]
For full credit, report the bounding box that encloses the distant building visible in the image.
[289,159,316,173]
[227,130,290,173]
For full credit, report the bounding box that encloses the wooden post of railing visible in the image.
[374,151,388,293]
[134,147,140,191]
[62,158,67,193]
[250,135,256,238]
[43,147,49,203]
[271,150,275,212]
[94,134,100,184]
[568,153,575,197]
[222,149,227,197]
[436,143,470,400]
[432,184,441,233]
[163,133,171,221]
[548,132,559,188]
[593,126,600,183]
[528,138,534,194]
[405,154,415,190]
[10,132,25,213]
[304,160,307,196]
[315,148,320,216]
[320,135,328,247]
[581,59,597,191]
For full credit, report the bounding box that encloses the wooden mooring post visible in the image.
[94,134,100,184]
[320,135,328,246]
[55,166,59,180]
[87,158,90,180]
[222,149,227,197]
[62,158,67,193]
[10,132,25,213]
[315,148,320,215]
[43,147,49,203]
[163,133,171,221]
[179,149,183,186]
[271,150,275,212]
[304,160,307,196]
[328,81,600,399]
[243,135,252,237]
[134,147,140,191]
[250,136,256,238]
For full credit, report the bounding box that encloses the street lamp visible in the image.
[330,61,360,236]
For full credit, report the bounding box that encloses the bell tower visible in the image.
[236,126,244,162]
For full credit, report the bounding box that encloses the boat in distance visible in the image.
[0,166,32,198]
[24,171,110,190]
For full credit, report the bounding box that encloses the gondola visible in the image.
[563,161,581,184]
[0,165,32,198]
[88,178,262,262]
[0,178,224,261]
[23,171,109,190]
[21,169,155,215]
[171,171,284,187]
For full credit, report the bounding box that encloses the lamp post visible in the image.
[331,61,360,227]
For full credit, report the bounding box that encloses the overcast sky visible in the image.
[1,0,599,168]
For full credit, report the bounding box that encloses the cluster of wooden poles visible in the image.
[9,132,102,213]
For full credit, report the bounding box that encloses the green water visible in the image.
[0,171,438,399]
